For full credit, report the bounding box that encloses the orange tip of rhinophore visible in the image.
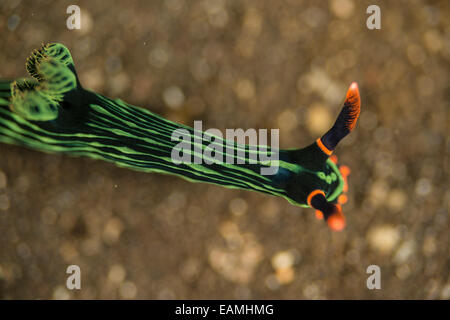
[346,82,360,99]
[350,81,358,90]
[327,209,346,231]
[315,210,324,220]
[344,82,361,131]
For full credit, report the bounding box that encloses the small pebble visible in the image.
[330,0,354,19]
[103,217,124,244]
[0,171,7,189]
[271,251,295,270]
[120,281,137,299]
[307,103,333,136]
[163,86,185,109]
[367,224,400,254]
[234,79,255,101]
[7,15,20,31]
[108,264,126,284]
[229,198,248,216]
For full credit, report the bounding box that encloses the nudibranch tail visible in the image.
[327,204,345,231]
[308,189,346,231]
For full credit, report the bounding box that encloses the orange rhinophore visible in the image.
[344,82,361,131]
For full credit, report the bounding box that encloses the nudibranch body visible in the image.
[0,43,361,231]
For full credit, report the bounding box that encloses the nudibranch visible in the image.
[0,43,361,231]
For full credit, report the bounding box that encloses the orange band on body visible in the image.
[316,138,333,156]
[307,189,325,207]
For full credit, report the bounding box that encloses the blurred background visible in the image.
[0,0,448,299]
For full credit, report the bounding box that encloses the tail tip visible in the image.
[327,206,346,231]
